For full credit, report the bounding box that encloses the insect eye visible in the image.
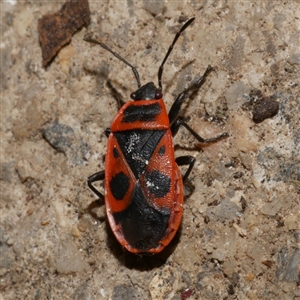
[130,92,136,100]
[155,90,163,100]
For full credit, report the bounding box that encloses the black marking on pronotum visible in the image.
[113,184,170,251]
[146,170,171,198]
[113,147,119,158]
[122,102,161,123]
[110,172,130,200]
[115,130,165,178]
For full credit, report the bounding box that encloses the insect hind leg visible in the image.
[88,170,105,200]
[175,155,196,183]
[171,117,228,143]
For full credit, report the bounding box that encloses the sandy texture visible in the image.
[1,1,299,299]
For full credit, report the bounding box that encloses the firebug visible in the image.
[85,18,228,254]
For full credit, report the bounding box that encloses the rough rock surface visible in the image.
[1,1,299,299]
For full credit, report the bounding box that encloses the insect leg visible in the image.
[171,117,228,143]
[168,66,212,125]
[88,170,105,200]
[106,81,125,109]
[175,156,196,183]
[105,128,111,137]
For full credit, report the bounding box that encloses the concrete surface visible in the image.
[1,1,299,299]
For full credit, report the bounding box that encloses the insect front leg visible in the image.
[106,81,125,109]
[88,170,105,200]
[169,65,228,143]
[168,66,213,125]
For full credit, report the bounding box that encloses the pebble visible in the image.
[284,214,298,230]
[225,82,250,111]
[55,240,88,274]
[149,266,179,300]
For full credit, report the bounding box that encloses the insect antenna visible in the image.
[84,34,141,88]
[157,17,195,91]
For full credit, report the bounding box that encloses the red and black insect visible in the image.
[85,18,227,254]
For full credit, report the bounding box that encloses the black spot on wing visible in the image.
[145,170,171,198]
[158,145,166,156]
[110,172,130,200]
[122,103,161,123]
[113,183,170,251]
[115,130,165,178]
[113,148,119,158]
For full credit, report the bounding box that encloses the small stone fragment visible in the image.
[206,199,240,222]
[262,260,273,268]
[223,260,237,276]
[284,214,298,230]
[276,248,300,282]
[38,0,90,67]
[233,223,247,237]
[77,220,88,232]
[225,82,250,110]
[287,54,300,65]
[0,228,15,270]
[72,227,81,238]
[211,249,226,262]
[16,159,34,183]
[245,273,255,281]
[0,162,14,182]
[112,284,136,300]
[142,0,164,16]
[43,120,90,165]
[43,121,75,153]
[252,97,279,123]
[55,240,88,274]
[181,288,193,299]
[149,266,179,300]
